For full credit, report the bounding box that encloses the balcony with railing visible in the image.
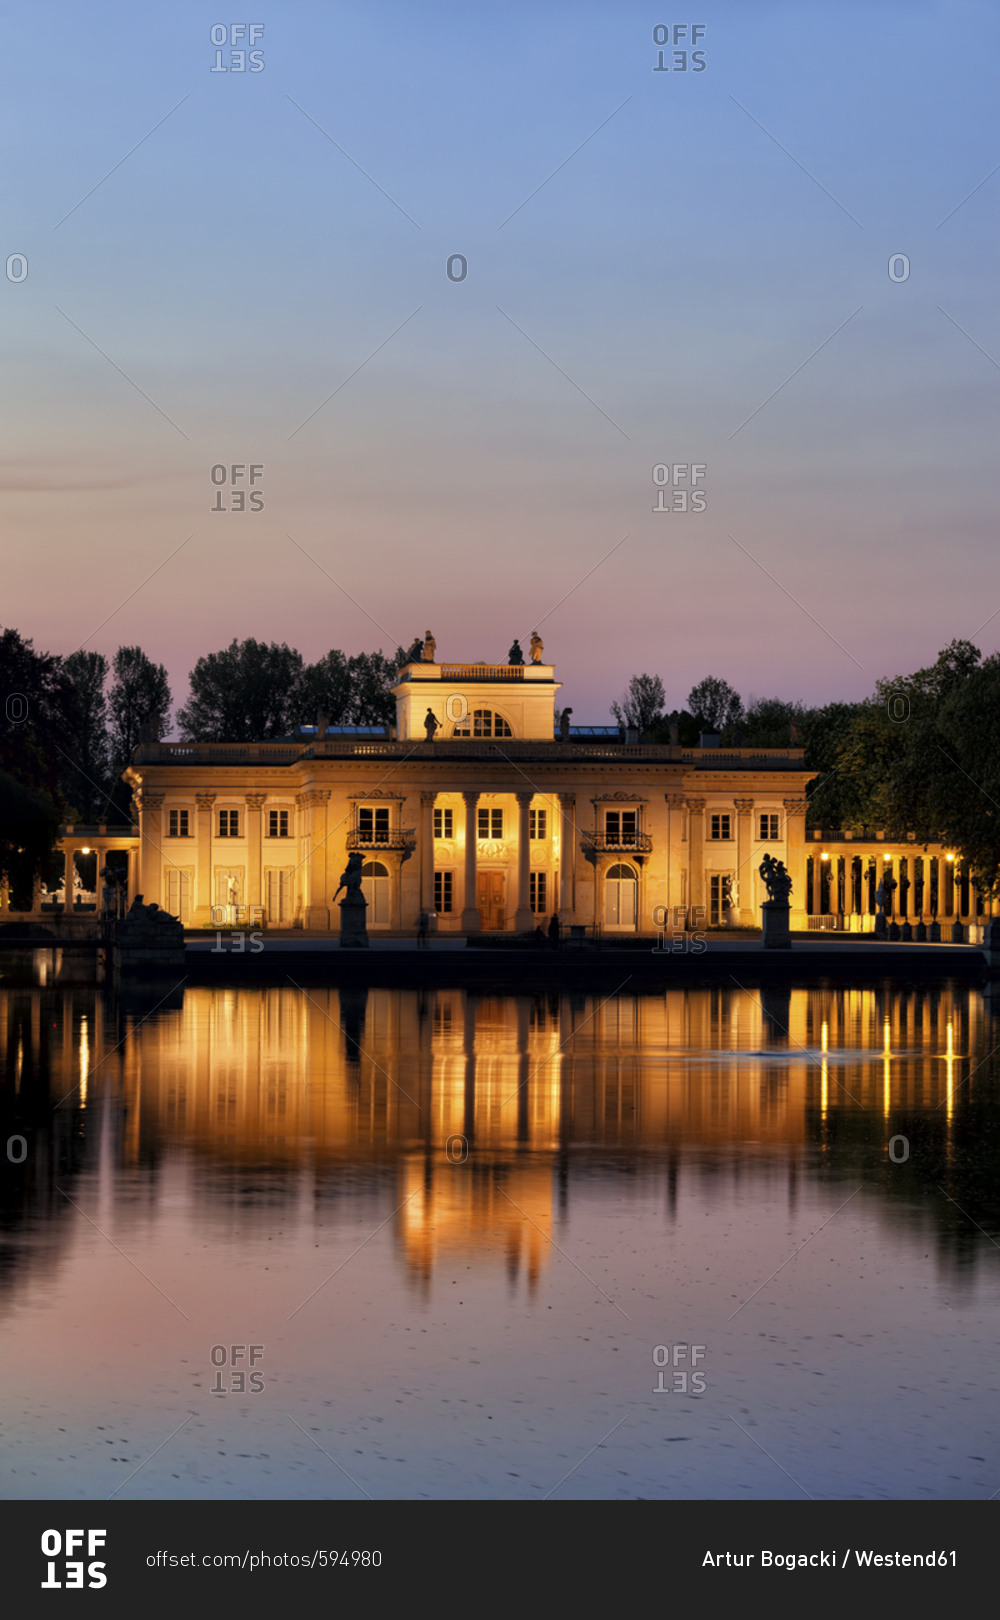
[583,831,654,854]
[346,828,415,852]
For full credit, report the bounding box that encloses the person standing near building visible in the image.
[417,909,429,948]
[547,912,561,949]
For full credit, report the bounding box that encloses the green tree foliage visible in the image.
[344,650,398,726]
[741,695,807,747]
[59,650,112,821]
[0,628,68,888]
[296,649,352,725]
[610,673,666,735]
[687,675,743,733]
[108,645,172,765]
[177,639,299,742]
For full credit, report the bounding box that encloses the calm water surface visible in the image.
[1,951,999,1499]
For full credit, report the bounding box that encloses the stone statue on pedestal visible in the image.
[424,708,439,740]
[333,852,369,948]
[421,630,436,662]
[558,706,573,741]
[529,631,543,664]
[759,853,793,949]
[508,639,524,666]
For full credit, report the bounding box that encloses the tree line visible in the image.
[612,640,1000,891]
[0,629,408,903]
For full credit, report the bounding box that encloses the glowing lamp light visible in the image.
[80,847,91,855]
[820,852,829,861]
[946,853,955,863]
[883,853,891,861]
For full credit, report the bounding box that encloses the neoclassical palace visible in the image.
[23,641,985,938]
[99,643,818,935]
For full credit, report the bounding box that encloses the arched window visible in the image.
[604,863,637,928]
[453,709,513,738]
[361,860,389,925]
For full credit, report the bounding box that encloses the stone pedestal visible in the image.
[915,921,927,942]
[338,891,369,948]
[951,921,966,944]
[874,912,888,939]
[761,900,791,950]
[929,921,941,943]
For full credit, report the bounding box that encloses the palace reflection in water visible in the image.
[4,953,1000,1501]
[2,956,996,1300]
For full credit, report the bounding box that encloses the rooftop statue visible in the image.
[759,852,793,904]
[424,707,440,740]
[558,706,573,741]
[508,639,524,666]
[421,630,436,661]
[529,631,543,664]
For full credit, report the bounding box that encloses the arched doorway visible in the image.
[604,863,637,928]
[361,860,389,925]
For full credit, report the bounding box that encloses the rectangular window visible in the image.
[478,807,503,839]
[709,814,732,841]
[168,809,189,838]
[758,813,780,842]
[529,872,547,913]
[358,806,390,842]
[218,810,240,838]
[267,809,289,838]
[529,809,547,839]
[605,811,637,844]
[433,808,453,838]
[434,871,453,913]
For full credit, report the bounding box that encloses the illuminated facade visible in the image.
[113,648,817,935]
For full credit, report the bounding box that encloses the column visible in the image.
[304,790,331,931]
[245,793,266,922]
[461,791,480,932]
[194,793,215,925]
[734,797,755,926]
[63,846,76,916]
[782,798,808,931]
[558,792,577,921]
[420,791,437,913]
[665,793,686,921]
[515,792,533,932]
[137,792,164,906]
[685,798,706,928]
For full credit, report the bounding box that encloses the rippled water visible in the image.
[1,950,998,1499]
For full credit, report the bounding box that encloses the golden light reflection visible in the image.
[79,1014,89,1107]
[5,982,973,1281]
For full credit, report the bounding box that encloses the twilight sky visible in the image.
[2,0,997,727]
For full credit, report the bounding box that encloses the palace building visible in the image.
[14,638,990,938]
[101,639,818,936]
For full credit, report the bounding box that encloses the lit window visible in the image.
[478,808,504,839]
[168,809,189,837]
[455,709,513,738]
[529,809,547,839]
[758,813,780,842]
[434,808,453,838]
[267,809,289,838]
[358,807,390,842]
[605,811,637,844]
[530,872,547,913]
[434,871,453,913]
[709,814,732,841]
[218,810,240,837]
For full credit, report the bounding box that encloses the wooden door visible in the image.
[165,868,191,924]
[476,872,505,930]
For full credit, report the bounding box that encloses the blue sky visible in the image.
[2,0,997,721]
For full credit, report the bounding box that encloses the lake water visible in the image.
[2,951,998,1500]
